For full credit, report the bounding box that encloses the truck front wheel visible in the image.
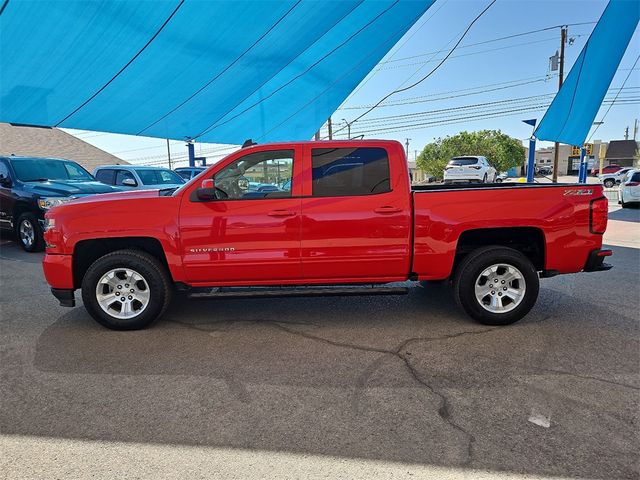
[453,246,539,326]
[81,249,172,330]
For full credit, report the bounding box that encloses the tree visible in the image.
[416,130,526,178]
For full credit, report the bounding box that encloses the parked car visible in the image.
[592,164,622,176]
[538,165,553,176]
[618,169,640,208]
[174,167,206,180]
[94,165,185,190]
[443,156,496,183]
[248,182,280,192]
[0,156,120,251]
[599,167,634,188]
[494,172,509,183]
[42,140,612,331]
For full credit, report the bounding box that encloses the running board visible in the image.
[187,285,409,299]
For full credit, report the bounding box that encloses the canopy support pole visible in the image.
[578,146,588,183]
[526,137,536,183]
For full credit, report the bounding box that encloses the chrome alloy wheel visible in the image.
[474,263,526,314]
[95,268,150,319]
[19,219,35,248]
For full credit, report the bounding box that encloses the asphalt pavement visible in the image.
[1,205,638,479]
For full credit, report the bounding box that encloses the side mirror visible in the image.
[196,178,217,201]
[122,178,137,187]
[0,174,11,187]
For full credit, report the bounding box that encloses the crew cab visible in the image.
[41,140,612,330]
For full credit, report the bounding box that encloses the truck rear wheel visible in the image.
[453,246,539,325]
[81,249,172,330]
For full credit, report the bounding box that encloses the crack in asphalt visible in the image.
[270,322,499,466]
[167,315,498,465]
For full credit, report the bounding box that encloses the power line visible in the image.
[340,76,558,110]
[377,22,595,66]
[376,35,586,71]
[330,0,497,138]
[344,0,450,100]
[340,99,639,137]
[588,54,640,142]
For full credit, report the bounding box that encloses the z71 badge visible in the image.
[563,189,593,196]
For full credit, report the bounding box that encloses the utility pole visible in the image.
[405,138,411,159]
[552,26,566,183]
[414,149,417,161]
[166,139,172,169]
[625,126,629,140]
[187,140,195,167]
[327,116,333,140]
[634,119,638,140]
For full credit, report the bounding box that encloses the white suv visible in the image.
[444,156,496,184]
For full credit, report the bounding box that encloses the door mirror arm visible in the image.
[191,178,218,202]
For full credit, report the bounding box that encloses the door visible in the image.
[179,148,302,284]
[300,145,412,281]
[0,160,14,230]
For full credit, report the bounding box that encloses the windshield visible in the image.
[135,169,185,186]
[12,158,94,182]
[448,158,478,166]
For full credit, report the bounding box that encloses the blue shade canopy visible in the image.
[534,0,640,146]
[0,0,433,144]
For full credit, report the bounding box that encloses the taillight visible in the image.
[589,197,608,234]
[627,181,639,186]
[469,165,481,170]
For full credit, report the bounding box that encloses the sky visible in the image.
[64,0,640,167]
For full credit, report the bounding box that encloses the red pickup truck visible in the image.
[42,140,612,330]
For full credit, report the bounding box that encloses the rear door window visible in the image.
[449,158,478,166]
[95,169,115,184]
[311,147,390,197]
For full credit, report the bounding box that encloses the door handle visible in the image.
[374,206,402,214]
[267,209,296,217]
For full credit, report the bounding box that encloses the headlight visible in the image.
[38,197,74,210]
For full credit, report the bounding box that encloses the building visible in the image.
[604,140,638,167]
[0,122,125,170]
[407,161,429,184]
[523,139,640,176]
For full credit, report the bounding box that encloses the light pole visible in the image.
[342,118,355,140]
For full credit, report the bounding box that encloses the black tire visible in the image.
[81,249,172,330]
[603,179,615,188]
[16,213,44,252]
[453,246,539,326]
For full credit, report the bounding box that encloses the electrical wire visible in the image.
[330,0,497,138]
[588,53,640,142]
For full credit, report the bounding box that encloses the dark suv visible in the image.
[0,156,120,251]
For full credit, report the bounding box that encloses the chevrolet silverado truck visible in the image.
[42,140,612,330]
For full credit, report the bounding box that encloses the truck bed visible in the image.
[411,182,605,280]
